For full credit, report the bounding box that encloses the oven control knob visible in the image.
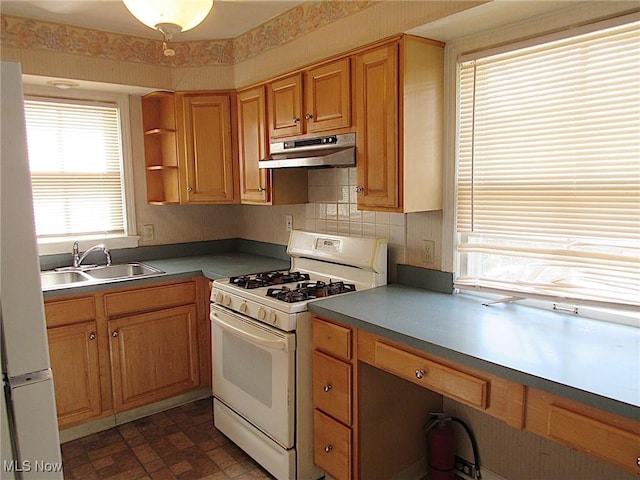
[258,307,267,320]
[268,310,277,324]
[239,302,248,313]
[215,292,224,303]
[223,295,232,307]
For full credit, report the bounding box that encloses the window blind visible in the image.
[456,20,640,309]
[24,98,125,239]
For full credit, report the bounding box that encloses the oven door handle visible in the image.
[211,311,290,351]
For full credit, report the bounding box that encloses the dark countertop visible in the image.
[42,253,290,298]
[309,284,640,421]
[146,253,290,280]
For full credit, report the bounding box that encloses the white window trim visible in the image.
[23,84,139,255]
[440,4,640,325]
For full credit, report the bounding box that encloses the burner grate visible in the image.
[229,270,310,289]
[266,281,356,303]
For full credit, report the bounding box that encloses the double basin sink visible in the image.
[41,262,164,290]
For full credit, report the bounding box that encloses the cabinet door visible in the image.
[47,321,102,428]
[355,44,400,210]
[306,58,351,134]
[178,94,236,204]
[109,304,199,412]
[238,86,270,204]
[268,73,303,138]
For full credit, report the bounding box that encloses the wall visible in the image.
[0,1,481,270]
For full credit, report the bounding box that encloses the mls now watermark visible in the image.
[4,460,63,473]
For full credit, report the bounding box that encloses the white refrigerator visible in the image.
[1,61,63,479]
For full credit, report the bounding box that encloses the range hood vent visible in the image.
[259,133,355,169]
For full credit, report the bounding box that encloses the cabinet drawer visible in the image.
[104,281,196,317]
[547,404,640,473]
[45,297,95,327]
[312,318,352,360]
[313,351,352,425]
[314,409,351,480]
[374,341,488,409]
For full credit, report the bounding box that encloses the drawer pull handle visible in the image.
[323,384,332,392]
[324,445,333,453]
[415,369,425,379]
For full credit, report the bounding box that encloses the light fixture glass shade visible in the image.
[122,0,213,33]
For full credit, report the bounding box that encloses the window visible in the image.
[23,92,137,253]
[456,18,640,312]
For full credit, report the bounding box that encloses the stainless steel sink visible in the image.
[41,262,164,290]
[40,270,92,288]
[84,262,163,280]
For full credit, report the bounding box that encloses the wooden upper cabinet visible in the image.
[238,85,309,205]
[355,36,444,213]
[305,58,351,134]
[268,73,304,139]
[268,58,352,139]
[238,86,270,204]
[176,93,238,204]
[355,44,399,210]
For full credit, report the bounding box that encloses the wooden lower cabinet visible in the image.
[312,316,639,478]
[313,409,352,480]
[47,321,102,429]
[109,304,199,412]
[526,387,640,474]
[312,316,356,480]
[45,278,209,430]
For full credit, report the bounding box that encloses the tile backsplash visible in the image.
[304,168,407,279]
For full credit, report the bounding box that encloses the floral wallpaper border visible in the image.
[0,1,373,68]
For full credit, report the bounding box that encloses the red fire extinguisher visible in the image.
[424,413,481,480]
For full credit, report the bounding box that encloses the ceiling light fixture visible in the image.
[121,0,214,56]
[46,80,80,90]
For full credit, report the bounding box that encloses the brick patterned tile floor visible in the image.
[61,398,275,480]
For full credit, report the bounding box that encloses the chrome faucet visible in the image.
[72,241,112,268]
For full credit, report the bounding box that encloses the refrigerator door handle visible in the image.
[6,369,53,389]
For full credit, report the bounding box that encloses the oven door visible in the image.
[210,304,295,448]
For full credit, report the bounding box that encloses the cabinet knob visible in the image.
[355,186,365,193]
[415,369,425,379]
[293,117,300,124]
[305,113,313,120]
[88,332,96,341]
[324,445,333,453]
[323,384,332,392]
[112,331,119,338]
[240,302,248,313]
[258,186,265,192]
[187,186,193,192]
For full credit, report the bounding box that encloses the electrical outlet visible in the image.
[142,224,154,241]
[422,240,435,264]
[285,214,293,232]
[455,455,476,479]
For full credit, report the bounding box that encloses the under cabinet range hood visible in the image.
[259,133,355,168]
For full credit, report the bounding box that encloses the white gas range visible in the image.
[210,230,387,480]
